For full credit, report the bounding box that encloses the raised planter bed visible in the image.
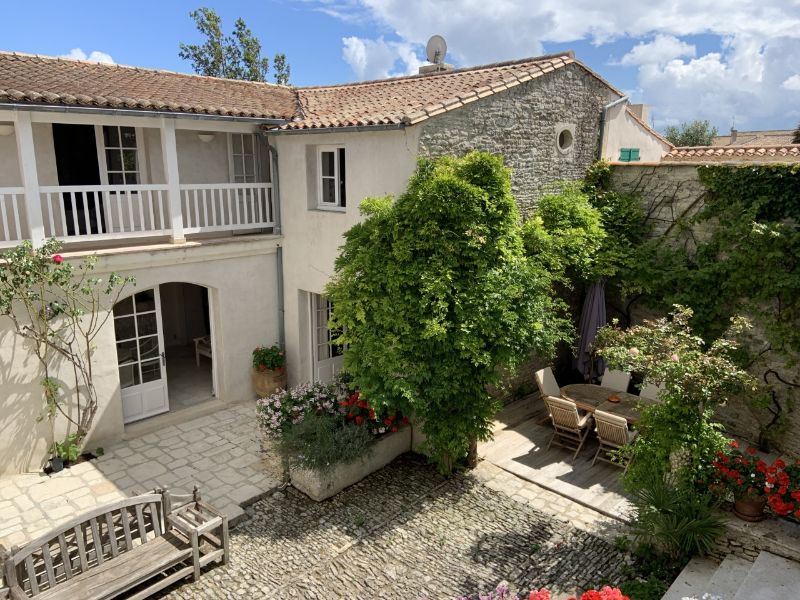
[290,427,412,501]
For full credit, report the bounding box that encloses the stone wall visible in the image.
[418,64,617,216]
[611,163,800,459]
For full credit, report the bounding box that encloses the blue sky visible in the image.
[2,1,799,132]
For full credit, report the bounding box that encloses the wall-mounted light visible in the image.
[0,124,14,136]
[198,133,215,143]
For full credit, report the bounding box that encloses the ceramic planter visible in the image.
[733,496,767,522]
[48,457,64,473]
[290,427,412,501]
[252,367,287,397]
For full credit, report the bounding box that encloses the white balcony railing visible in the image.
[39,184,171,242]
[179,183,274,234]
[0,187,25,248]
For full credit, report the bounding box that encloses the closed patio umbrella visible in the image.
[574,280,606,381]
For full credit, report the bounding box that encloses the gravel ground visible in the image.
[159,455,630,599]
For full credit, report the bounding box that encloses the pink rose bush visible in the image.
[457,584,629,600]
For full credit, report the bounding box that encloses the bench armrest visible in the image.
[8,584,28,600]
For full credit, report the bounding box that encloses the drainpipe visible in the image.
[261,132,286,349]
[598,96,629,160]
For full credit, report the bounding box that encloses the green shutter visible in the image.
[619,148,631,161]
[630,148,640,161]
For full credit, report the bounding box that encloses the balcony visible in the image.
[0,112,277,250]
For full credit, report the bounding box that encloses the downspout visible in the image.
[261,131,286,349]
[598,96,629,160]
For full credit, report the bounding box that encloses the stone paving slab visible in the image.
[158,456,630,600]
[0,403,281,549]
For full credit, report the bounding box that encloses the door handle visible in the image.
[161,351,166,366]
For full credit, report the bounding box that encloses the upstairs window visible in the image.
[230,133,258,183]
[102,126,140,185]
[318,147,346,209]
[618,148,641,162]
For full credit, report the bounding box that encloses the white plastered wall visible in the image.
[601,103,671,162]
[0,238,281,475]
[272,128,420,386]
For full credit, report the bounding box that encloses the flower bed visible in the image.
[257,380,411,500]
[456,584,628,600]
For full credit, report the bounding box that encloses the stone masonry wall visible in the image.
[417,63,617,216]
[611,164,800,459]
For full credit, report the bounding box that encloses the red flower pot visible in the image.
[733,495,767,522]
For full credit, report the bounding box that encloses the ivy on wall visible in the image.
[617,164,800,449]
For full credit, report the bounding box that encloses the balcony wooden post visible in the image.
[14,112,45,246]
[160,118,185,243]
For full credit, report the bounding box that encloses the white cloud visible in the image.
[62,48,114,64]
[342,36,421,79]
[783,74,800,91]
[316,0,800,130]
[620,35,695,66]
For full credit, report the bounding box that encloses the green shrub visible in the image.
[277,412,373,471]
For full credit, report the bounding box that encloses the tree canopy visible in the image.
[179,7,290,84]
[664,120,718,147]
[325,152,571,471]
[793,123,800,144]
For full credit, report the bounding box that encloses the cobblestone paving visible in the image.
[0,404,280,548]
[160,456,630,600]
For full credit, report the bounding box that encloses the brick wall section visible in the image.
[611,164,800,459]
[417,64,616,216]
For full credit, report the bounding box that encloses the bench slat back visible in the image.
[5,493,164,598]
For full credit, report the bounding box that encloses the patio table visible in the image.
[559,383,656,424]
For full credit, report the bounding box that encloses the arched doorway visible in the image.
[113,283,215,424]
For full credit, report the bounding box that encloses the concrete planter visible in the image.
[290,426,412,501]
[252,367,287,397]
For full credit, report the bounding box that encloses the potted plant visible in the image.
[711,440,770,521]
[252,344,287,397]
[48,433,81,474]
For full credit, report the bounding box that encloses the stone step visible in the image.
[705,554,753,598]
[661,556,719,600]
[734,551,800,600]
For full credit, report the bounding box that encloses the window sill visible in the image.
[313,206,347,213]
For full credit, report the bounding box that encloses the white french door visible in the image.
[113,288,169,423]
[311,294,344,384]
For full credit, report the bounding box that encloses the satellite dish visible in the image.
[426,35,447,64]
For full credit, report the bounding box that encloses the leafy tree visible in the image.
[179,7,290,84]
[325,152,572,472]
[0,240,133,456]
[664,120,718,147]
[793,122,800,144]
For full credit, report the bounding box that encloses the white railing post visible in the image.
[14,112,45,246]
[160,118,184,243]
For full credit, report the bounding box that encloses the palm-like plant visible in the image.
[792,122,800,144]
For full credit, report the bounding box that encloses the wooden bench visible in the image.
[2,487,228,600]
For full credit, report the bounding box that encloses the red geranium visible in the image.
[52,254,63,264]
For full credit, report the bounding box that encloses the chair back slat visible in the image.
[601,369,631,392]
[24,555,39,596]
[149,503,163,537]
[57,533,72,580]
[595,410,630,447]
[135,504,147,544]
[40,543,56,589]
[121,506,133,551]
[89,518,103,566]
[544,396,580,430]
[73,526,88,573]
[105,512,119,557]
[639,382,663,400]
[534,367,561,397]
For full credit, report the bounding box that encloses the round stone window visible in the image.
[557,128,574,152]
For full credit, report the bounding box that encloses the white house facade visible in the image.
[0,50,668,474]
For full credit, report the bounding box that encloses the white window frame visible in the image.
[316,145,346,211]
[227,133,260,183]
[94,125,148,185]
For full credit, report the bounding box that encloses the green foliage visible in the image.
[252,344,286,370]
[617,544,682,600]
[792,123,800,145]
[0,239,133,449]
[623,164,800,449]
[51,433,81,462]
[595,306,757,488]
[326,152,572,472]
[276,412,373,471]
[629,472,726,562]
[179,7,290,84]
[664,120,718,146]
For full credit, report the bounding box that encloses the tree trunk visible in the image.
[466,438,478,469]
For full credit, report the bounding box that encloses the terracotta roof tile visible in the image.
[664,145,800,163]
[283,52,617,130]
[0,51,297,119]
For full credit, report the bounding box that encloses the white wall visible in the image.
[0,237,281,475]
[271,128,420,386]
[602,103,671,163]
[0,124,20,186]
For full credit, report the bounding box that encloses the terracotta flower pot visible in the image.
[733,495,767,522]
[252,367,287,398]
